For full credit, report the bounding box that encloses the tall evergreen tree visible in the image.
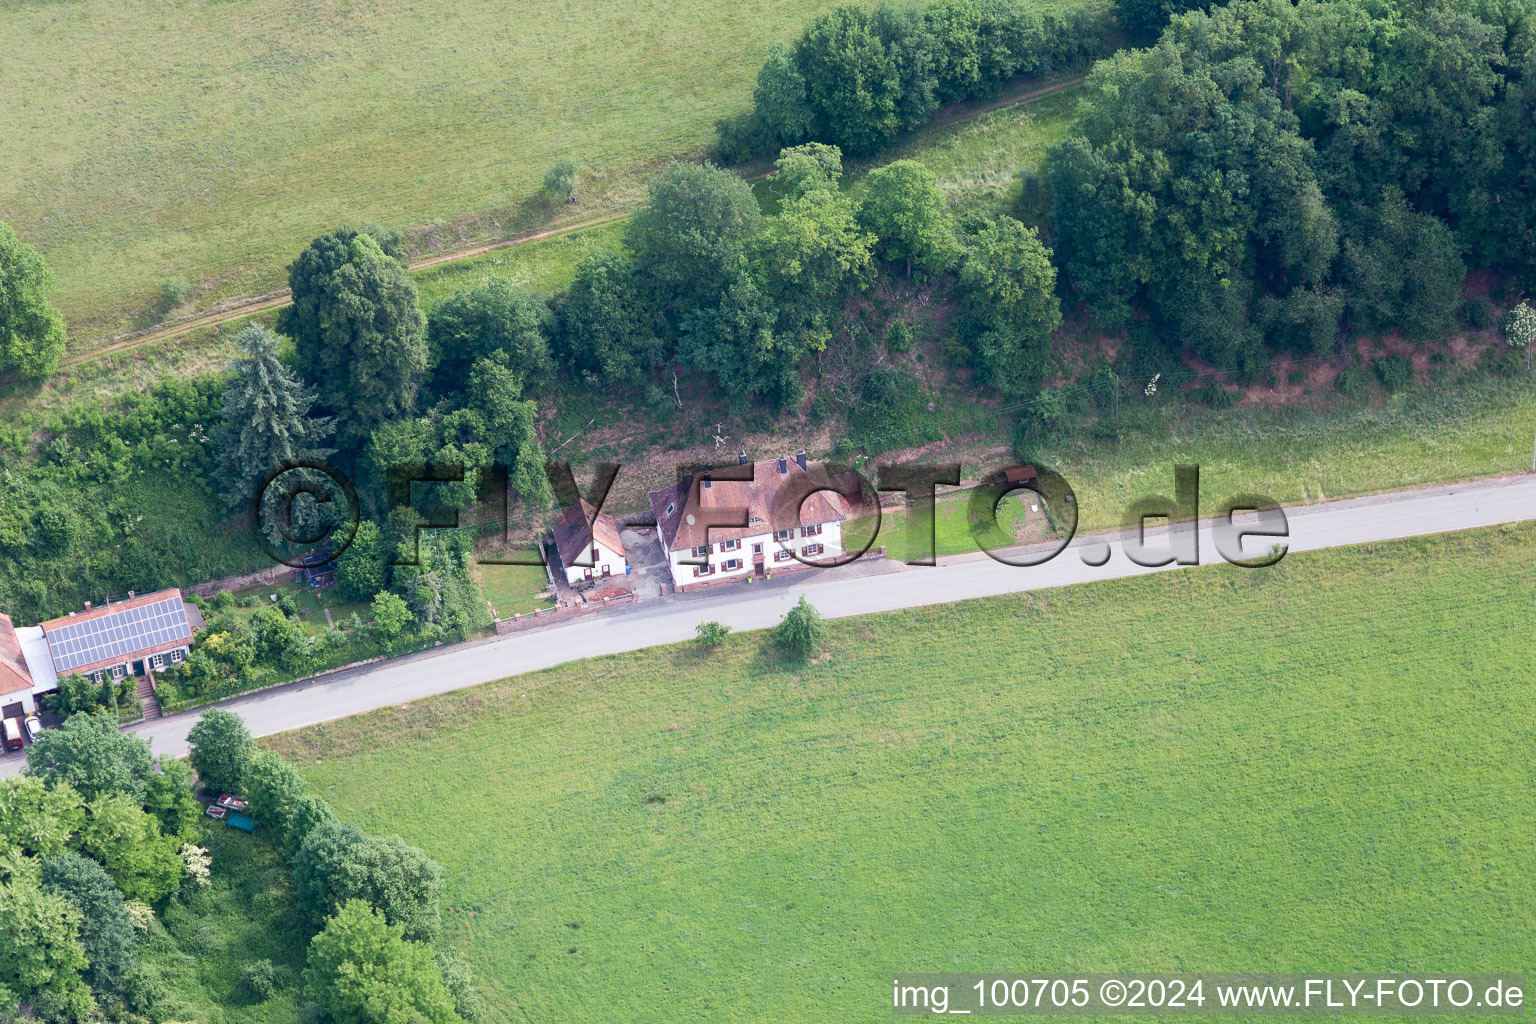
[214,324,334,506]
[279,228,428,444]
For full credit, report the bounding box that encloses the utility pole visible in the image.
[1113,371,1121,442]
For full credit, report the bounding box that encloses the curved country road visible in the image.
[4,473,1528,776]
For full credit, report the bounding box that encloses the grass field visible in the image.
[866,82,1081,215]
[2,0,867,345]
[266,523,1536,1023]
[478,562,557,617]
[850,489,1045,562]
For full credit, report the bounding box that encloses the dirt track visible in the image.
[50,74,1087,372]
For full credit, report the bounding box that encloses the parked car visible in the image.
[22,715,42,743]
[2,718,22,753]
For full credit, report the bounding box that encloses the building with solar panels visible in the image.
[35,588,200,687]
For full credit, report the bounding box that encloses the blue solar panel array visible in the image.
[45,596,192,673]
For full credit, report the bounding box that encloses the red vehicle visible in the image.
[2,718,22,753]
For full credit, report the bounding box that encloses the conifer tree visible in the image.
[214,323,335,507]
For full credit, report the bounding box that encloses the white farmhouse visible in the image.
[551,499,628,586]
[647,451,851,592]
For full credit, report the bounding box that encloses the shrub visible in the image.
[1460,296,1494,331]
[542,158,579,203]
[884,320,913,353]
[1504,303,1536,349]
[121,964,171,1017]
[695,621,732,649]
[1188,383,1239,409]
[1336,364,1368,397]
[435,950,485,1023]
[240,958,279,1001]
[1373,354,1414,394]
[1287,369,1306,385]
[302,901,461,1024]
[774,596,828,660]
[713,111,778,165]
[160,276,190,311]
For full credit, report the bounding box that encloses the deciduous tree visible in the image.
[334,520,390,603]
[958,217,1061,395]
[41,852,139,992]
[626,162,763,321]
[293,820,444,941]
[186,708,255,796]
[0,221,67,379]
[303,901,463,1024]
[774,595,829,659]
[857,160,960,277]
[371,591,412,640]
[279,229,428,444]
[0,874,93,1021]
[0,777,84,859]
[76,794,183,904]
[553,249,658,381]
[142,757,201,841]
[425,280,553,397]
[26,713,155,802]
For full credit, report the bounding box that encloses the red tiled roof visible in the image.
[552,500,626,566]
[39,588,185,630]
[40,588,194,677]
[647,457,851,553]
[0,614,34,697]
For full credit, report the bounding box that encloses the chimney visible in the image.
[702,464,712,489]
[84,601,92,612]
[128,590,135,600]
[795,449,808,471]
[738,449,747,466]
[777,456,788,475]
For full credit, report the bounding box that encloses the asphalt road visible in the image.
[4,474,1532,775]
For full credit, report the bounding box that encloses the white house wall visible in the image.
[565,540,627,585]
[667,521,844,589]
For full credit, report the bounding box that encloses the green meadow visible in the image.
[268,523,1536,1023]
[2,0,859,345]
